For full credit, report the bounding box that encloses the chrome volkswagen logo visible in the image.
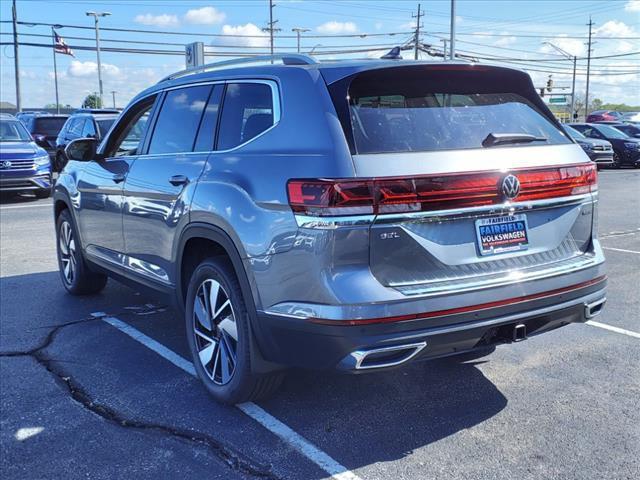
[1,160,12,169]
[501,174,521,200]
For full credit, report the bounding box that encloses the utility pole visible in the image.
[86,11,111,107]
[292,27,310,53]
[12,0,21,111]
[449,0,456,60]
[412,4,424,60]
[585,16,594,120]
[111,90,117,109]
[51,27,60,114]
[442,39,448,60]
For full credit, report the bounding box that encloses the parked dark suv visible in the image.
[54,56,606,404]
[55,112,118,171]
[564,125,613,168]
[570,123,640,168]
[25,114,68,163]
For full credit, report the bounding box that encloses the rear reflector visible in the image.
[309,275,607,326]
[287,163,597,216]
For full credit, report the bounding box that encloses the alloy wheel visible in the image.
[59,221,77,285]
[192,278,238,385]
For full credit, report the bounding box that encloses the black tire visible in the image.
[185,257,283,404]
[611,150,622,168]
[55,209,107,295]
[35,188,51,199]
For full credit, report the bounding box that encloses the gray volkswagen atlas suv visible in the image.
[54,55,607,404]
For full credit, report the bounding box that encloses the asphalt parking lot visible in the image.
[1,170,638,480]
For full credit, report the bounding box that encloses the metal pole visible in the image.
[269,0,274,57]
[449,0,456,60]
[292,28,309,54]
[571,56,576,120]
[585,17,594,120]
[413,3,422,60]
[111,90,116,108]
[94,16,104,107]
[12,0,21,111]
[442,39,447,60]
[51,28,60,114]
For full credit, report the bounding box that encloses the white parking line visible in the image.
[586,320,640,339]
[101,316,362,480]
[0,203,53,210]
[602,247,640,255]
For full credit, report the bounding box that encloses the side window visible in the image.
[193,85,223,152]
[81,119,97,138]
[147,85,212,154]
[105,96,156,158]
[217,83,275,151]
[69,118,85,137]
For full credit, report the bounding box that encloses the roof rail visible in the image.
[159,54,318,83]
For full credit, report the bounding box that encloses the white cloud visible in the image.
[374,22,383,31]
[316,21,358,34]
[494,36,517,47]
[219,23,269,48]
[134,13,179,27]
[594,20,636,38]
[68,60,121,78]
[624,0,640,12]
[184,6,226,25]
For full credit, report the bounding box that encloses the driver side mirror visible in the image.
[65,137,101,162]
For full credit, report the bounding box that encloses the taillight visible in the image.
[287,163,597,216]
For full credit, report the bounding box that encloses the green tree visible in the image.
[590,98,603,111]
[82,94,102,109]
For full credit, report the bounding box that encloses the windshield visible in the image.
[0,120,32,142]
[564,125,585,139]
[97,119,115,137]
[33,117,67,135]
[347,85,570,154]
[597,124,629,139]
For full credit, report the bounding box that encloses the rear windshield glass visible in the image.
[33,117,67,135]
[347,78,570,154]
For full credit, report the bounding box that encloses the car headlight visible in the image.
[34,155,50,166]
[624,142,640,150]
[581,143,593,151]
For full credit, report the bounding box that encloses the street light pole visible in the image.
[51,27,60,114]
[111,90,117,109]
[291,27,310,53]
[12,0,21,111]
[449,0,456,60]
[542,42,577,120]
[86,11,111,108]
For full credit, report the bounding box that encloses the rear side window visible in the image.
[97,119,115,137]
[342,68,570,154]
[217,83,274,150]
[82,119,96,137]
[68,118,85,136]
[148,85,212,154]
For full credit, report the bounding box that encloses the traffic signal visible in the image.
[546,75,553,92]
[540,88,545,97]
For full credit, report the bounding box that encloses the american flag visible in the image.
[54,31,74,57]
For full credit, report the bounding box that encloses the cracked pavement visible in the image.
[1,170,639,480]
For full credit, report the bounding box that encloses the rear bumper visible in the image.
[254,275,606,371]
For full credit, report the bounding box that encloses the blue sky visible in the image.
[1,0,638,108]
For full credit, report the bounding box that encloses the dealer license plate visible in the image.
[475,214,529,256]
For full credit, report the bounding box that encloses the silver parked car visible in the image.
[54,55,606,404]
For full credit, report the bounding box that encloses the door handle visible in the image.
[112,173,126,184]
[169,175,189,187]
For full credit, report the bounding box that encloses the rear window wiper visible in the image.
[482,133,548,147]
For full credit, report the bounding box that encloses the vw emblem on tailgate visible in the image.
[1,161,12,169]
[501,174,521,200]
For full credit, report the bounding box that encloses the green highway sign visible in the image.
[549,96,568,105]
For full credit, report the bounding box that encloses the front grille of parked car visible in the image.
[0,159,35,170]
[592,145,611,151]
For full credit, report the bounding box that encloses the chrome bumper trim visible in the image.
[294,194,594,229]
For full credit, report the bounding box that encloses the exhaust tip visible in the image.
[585,297,606,319]
[350,342,427,370]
